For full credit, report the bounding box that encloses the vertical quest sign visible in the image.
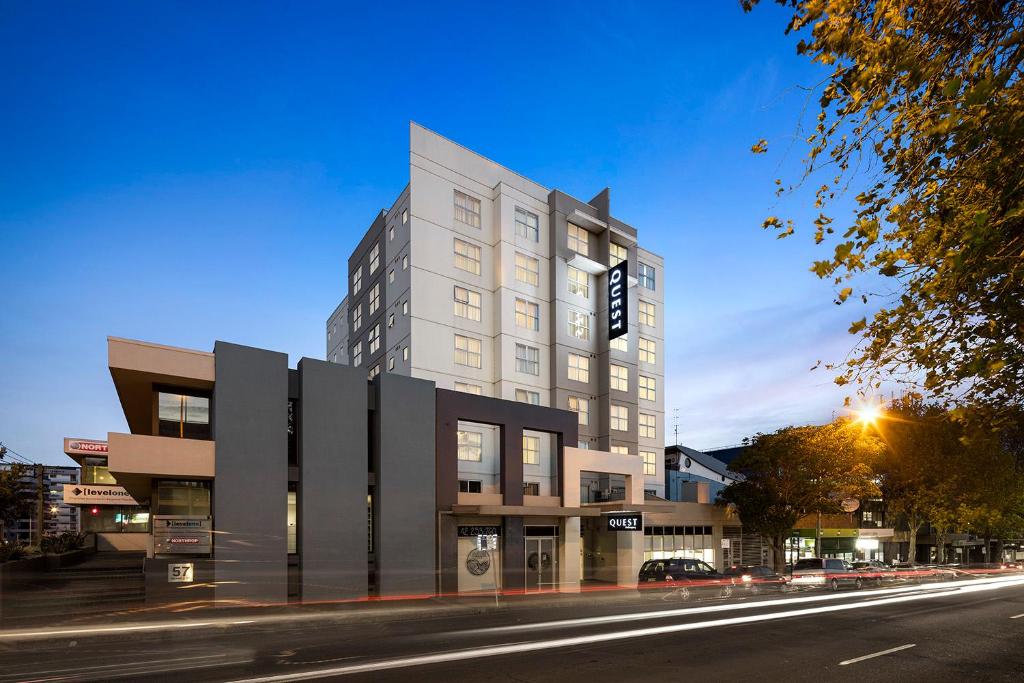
[608,260,628,341]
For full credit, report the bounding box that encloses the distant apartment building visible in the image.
[0,464,79,545]
[326,123,667,496]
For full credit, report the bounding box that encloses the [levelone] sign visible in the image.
[63,483,139,506]
[608,260,628,341]
[606,512,642,532]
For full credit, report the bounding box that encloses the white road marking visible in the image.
[225,577,1024,681]
[839,643,916,666]
[1010,613,1024,619]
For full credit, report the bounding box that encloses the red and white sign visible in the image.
[64,438,108,455]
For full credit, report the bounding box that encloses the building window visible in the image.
[368,364,380,380]
[352,267,362,295]
[454,238,481,275]
[515,298,539,331]
[514,207,539,241]
[515,388,540,405]
[639,412,656,439]
[639,263,656,289]
[454,334,482,368]
[610,334,628,352]
[639,337,656,364]
[454,286,482,321]
[567,266,589,298]
[352,304,362,332]
[639,300,656,327]
[388,312,395,328]
[567,223,589,257]
[515,252,540,286]
[641,450,657,476]
[369,283,381,314]
[402,346,409,361]
[389,225,395,241]
[639,375,657,401]
[522,481,540,496]
[455,382,482,394]
[610,404,628,431]
[157,392,210,439]
[388,269,395,284]
[402,300,409,315]
[611,445,629,455]
[454,189,481,227]
[368,325,380,354]
[609,242,627,266]
[568,396,589,425]
[568,353,590,383]
[610,363,629,392]
[515,343,540,375]
[568,310,590,340]
[352,343,362,367]
[388,356,395,371]
[369,242,380,272]
[457,430,483,461]
[402,208,408,225]
[578,440,590,449]
[523,435,539,464]
[459,479,481,493]
[402,254,409,270]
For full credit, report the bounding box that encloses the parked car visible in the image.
[638,558,734,601]
[790,557,863,591]
[724,565,788,594]
[852,559,895,585]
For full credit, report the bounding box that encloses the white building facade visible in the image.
[327,123,666,496]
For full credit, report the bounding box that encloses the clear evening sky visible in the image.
[1,2,876,465]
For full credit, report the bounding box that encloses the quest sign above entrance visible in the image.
[606,512,642,532]
[607,260,628,341]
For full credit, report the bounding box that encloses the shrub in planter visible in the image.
[0,541,28,563]
[40,531,87,555]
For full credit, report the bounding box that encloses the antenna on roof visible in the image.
[672,408,679,446]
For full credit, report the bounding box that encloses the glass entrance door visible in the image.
[525,537,557,591]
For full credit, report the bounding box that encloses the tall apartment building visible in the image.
[0,464,80,545]
[327,123,666,496]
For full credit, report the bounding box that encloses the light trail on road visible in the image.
[224,575,1024,681]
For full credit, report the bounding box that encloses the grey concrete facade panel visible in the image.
[298,358,368,601]
[374,373,437,596]
[212,341,289,604]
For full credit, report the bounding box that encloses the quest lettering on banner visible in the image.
[608,260,628,341]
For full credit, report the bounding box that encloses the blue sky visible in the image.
[0,2,876,465]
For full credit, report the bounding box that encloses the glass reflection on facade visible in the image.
[157,391,211,439]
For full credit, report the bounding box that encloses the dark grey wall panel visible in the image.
[298,358,367,601]
[213,341,289,603]
[375,373,436,596]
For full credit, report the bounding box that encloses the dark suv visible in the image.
[638,558,733,600]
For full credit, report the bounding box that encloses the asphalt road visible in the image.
[2,574,1023,682]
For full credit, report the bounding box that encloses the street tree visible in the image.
[720,419,883,571]
[745,0,1024,408]
[0,463,34,537]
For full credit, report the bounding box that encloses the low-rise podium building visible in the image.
[98,335,733,604]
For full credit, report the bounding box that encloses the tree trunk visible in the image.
[935,529,947,564]
[770,535,786,574]
[907,522,923,565]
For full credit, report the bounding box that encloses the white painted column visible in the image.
[561,517,581,592]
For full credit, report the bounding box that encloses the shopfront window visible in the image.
[81,456,117,485]
[82,506,150,533]
[154,480,211,516]
[157,390,211,439]
[643,525,715,564]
